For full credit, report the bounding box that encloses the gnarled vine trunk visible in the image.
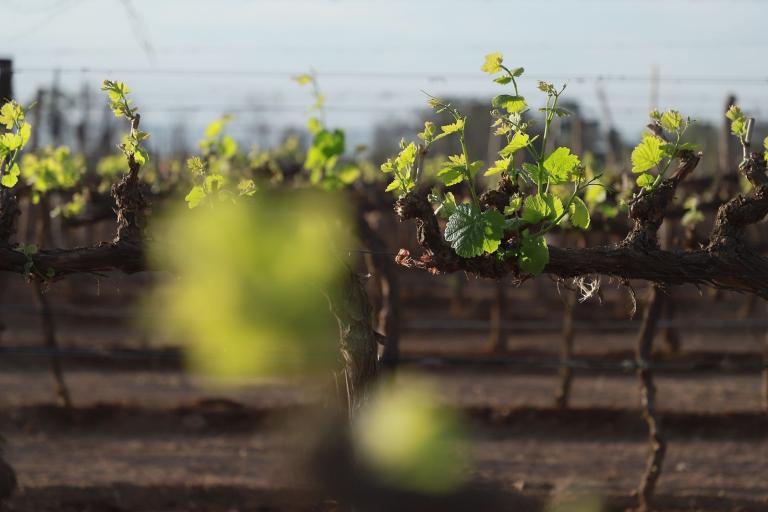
[636,286,666,512]
[329,270,381,418]
[555,292,576,409]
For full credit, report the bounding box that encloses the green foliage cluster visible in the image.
[295,73,362,190]
[381,52,601,274]
[183,115,256,209]
[0,101,32,188]
[630,109,695,190]
[102,80,149,166]
[20,146,85,202]
[150,194,350,378]
[182,74,373,208]
[724,104,768,164]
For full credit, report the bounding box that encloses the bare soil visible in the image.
[1,358,766,511]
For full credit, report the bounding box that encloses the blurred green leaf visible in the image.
[354,379,466,494]
[149,193,350,379]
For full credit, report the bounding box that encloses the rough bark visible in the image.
[32,279,72,409]
[357,214,400,370]
[329,270,381,418]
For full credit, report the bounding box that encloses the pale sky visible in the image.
[3,0,767,152]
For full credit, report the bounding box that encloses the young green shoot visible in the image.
[0,101,32,188]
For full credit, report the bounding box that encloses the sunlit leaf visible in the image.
[631,134,664,173]
[543,147,580,184]
[499,132,530,157]
[569,196,590,229]
[481,52,503,74]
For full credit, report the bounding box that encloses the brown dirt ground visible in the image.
[1,352,767,511]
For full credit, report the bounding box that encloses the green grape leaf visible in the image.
[384,178,402,193]
[499,132,530,157]
[19,123,31,147]
[444,204,504,258]
[468,160,484,178]
[0,102,19,129]
[481,209,505,254]
[521,193,563,224]
[445,204,484,258]
[484,158,511,177]
[492,95,527,114]
[726,105,747,137]
[0,132,22,151]
[481,52,503,74]
[518,233,549,275]
[185,185,206,209]
[417,121,436,142]
[305,129,345,172]
[1,162,20,188]
[435,191,457,219]
[133,148,147,166]
[504,196,522,216]
[521,195,547,224]
[396,142,417,171]
[521,162,540,180]
[725,105,744,122]
[660,110,682,132]
[584,179,606,207]
[437,154,471,186]
[636,173,655,189]
[568,196,590,229]
[543,147,580,184]
[631,135,664,173]
[437,164,465,186]
[385,175,415,194]
[441,119,464,135]
[317,129,346,158]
